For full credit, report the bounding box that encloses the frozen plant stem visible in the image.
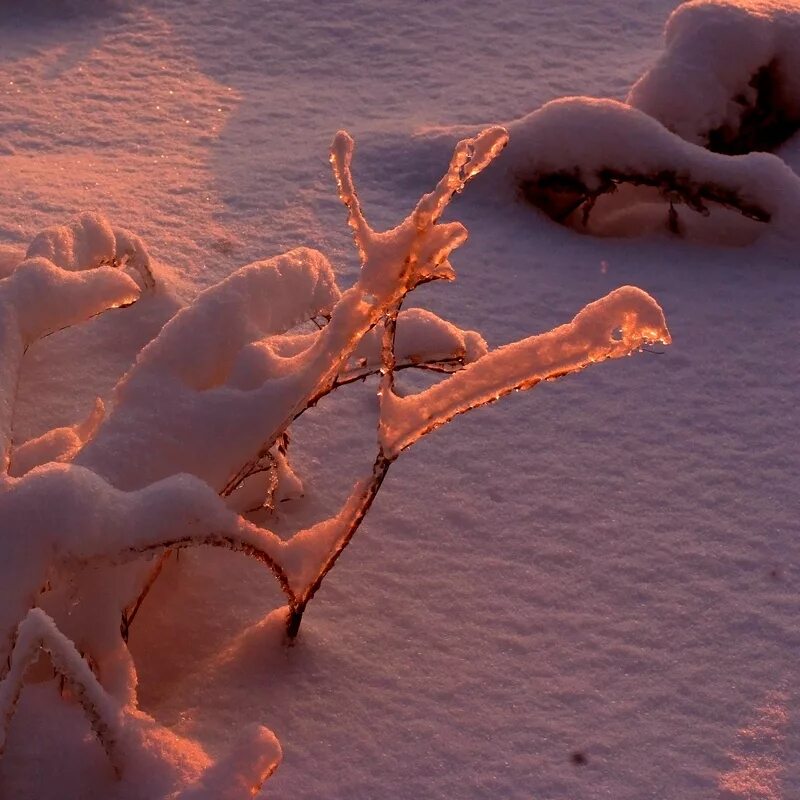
[286,299,403,639]
[0,132,668,767]
[280,129,670,638]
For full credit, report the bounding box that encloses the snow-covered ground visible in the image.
[1,1,799,798]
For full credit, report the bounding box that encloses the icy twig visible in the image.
[283,286,670,636]
[330,131,371,261]
[220,128,507,498]
[380,286,671,457]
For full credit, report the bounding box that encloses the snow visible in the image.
[0,253,139,471]
[352,307,488,369]
[1,610,280,799]
[499,96,800,241]
[629,0,800,150]
[1,1,800,799]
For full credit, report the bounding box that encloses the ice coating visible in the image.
[0,130,673,797]
[379,286,671,457]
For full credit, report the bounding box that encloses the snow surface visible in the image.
[1,1,800,799]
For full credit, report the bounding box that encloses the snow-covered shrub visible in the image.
[628,0,800,153]
[0,232,280,796]
[508,97,800,240]
[0,129,670,793]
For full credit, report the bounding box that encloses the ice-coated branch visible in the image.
[88,526,294,600]
[330,131,371,261]
[262,125,507,429]
[0,608,125,773]
[118,127,506,498]
[279,286,670,637]
[416,126,509,227]
[380,286,671,457]
[286,308,488,414]
[0,126,680,798]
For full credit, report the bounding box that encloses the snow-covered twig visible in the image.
[0,609,283,796]
[26,212,155,289]
[0,254,139,471]
[0,608,125,773]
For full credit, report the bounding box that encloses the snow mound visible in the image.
[27,212,154,289]
[505,96,800,241]
[628,0,800,153]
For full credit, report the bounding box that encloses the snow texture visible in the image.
[1,1,799,799]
